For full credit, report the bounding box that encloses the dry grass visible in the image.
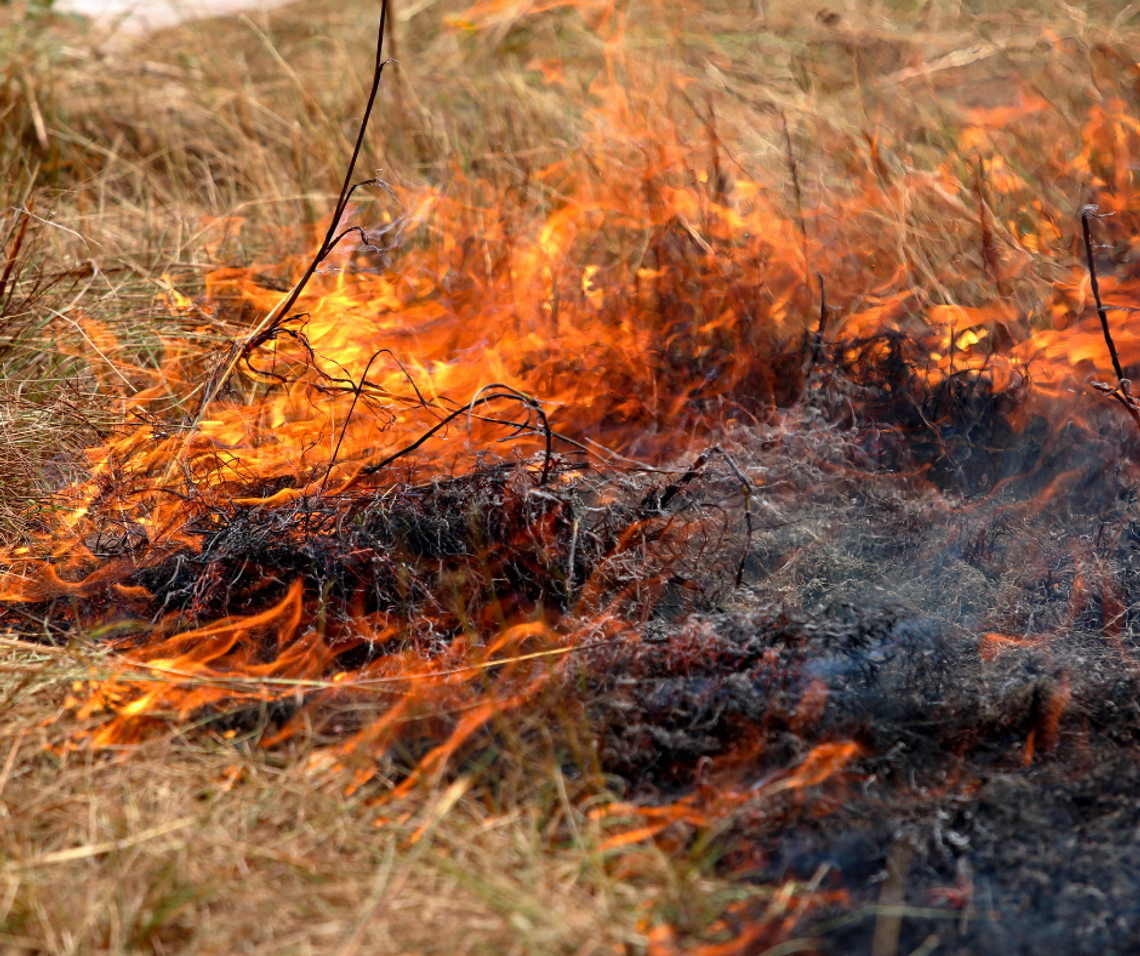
[0,638,758,955]
[4,0,1140,952]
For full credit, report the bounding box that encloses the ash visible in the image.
[575,365,1140,955]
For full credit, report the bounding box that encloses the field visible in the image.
[4,0,1140,953]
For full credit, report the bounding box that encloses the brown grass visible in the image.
[0,637,758,955]
[3,0,1140,952]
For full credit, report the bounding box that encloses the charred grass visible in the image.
[6,0,1140,953]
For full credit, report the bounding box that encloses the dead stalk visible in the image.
[167,4,394,480]
[1081,205,1140,428]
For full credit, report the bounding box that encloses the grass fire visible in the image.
[4,0,1140,953]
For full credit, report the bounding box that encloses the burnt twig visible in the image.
[466,383,552,486]
[1082,205,1124,381]
[1081,205,1140,428]
[167,7,393,480]
[332,387,553,495]
[244,10,394,357]
[647,445,755,588]
[809,273,827,373]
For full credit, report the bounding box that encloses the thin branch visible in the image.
[165,7,392,480]
[649,445,754,587]
[809,273,826,372]
[332,388,553,495]
[1081,205,1140,428]
[1082,205,1125,382]
[320,350,388,494]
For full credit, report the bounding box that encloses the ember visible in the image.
[8,0,1140,952]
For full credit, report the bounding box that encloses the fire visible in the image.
[2,0,1137,794]
[756,741,863,798]
[8,32,1138,573]
[7,4,1140,949]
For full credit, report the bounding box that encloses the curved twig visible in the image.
[331,388,552,495]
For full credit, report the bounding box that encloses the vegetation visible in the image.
[3,0,1140,952]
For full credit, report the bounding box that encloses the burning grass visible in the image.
[8,0,1140,953]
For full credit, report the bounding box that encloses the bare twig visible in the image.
[809,273,826,373]
[1082,205,1124,381]
[332,387,553,495]
[650,445,754,587]
[1081,205,1140,428]
[241,7,394,358]
[166,6,393,480]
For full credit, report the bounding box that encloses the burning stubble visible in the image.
[7,1,1140,953]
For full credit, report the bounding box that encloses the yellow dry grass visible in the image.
[0,638,759,955]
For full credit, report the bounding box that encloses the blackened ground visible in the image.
[563,380,1140,955]
[582,604,947,790]
[768,747,1140,956]
[574,599,1140,954]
